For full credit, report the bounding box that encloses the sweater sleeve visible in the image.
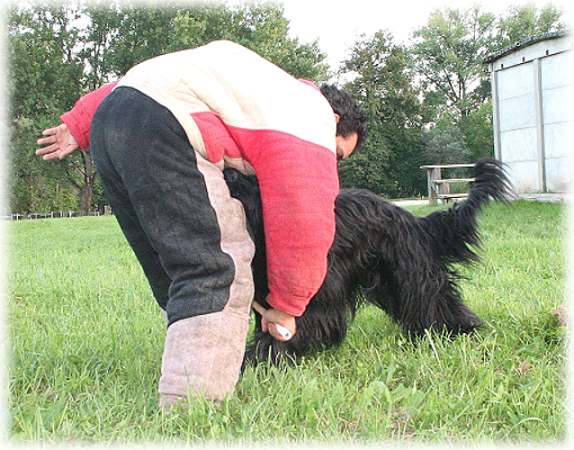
[241,129,339,317]
[60,82,118,149]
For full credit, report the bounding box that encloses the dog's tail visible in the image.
[419,157,512,264]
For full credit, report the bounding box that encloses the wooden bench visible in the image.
[420,163,476,205]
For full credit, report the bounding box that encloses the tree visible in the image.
[411,6,497,122]
[8,3,87,213]
[338,31,426,197]
[422,115,471,165]
[459,100,493,161]
[495,3,566,50]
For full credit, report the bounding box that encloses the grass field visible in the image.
[7,200,567,444]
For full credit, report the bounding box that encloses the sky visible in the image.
[276,0,572,71]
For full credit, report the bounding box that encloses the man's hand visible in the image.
[36,124,79,160]
[252,302,296,342]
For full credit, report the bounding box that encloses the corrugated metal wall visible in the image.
[541,51,571,192]
[496,62,540,193]
[490,35,571,194]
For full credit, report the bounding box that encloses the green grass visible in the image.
[7,200,567,444]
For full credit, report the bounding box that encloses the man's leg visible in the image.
[90,145,172,313]
[91,87,255,404]
[158,152,256,404]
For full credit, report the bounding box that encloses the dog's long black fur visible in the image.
[223,157,511,365]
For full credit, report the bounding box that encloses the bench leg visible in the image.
[427,168,441,206]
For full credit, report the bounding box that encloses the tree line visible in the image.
[8,1,566,213]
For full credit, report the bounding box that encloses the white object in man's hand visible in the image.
[272,323,293,340]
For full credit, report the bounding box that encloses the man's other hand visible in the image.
[36,124,79,160]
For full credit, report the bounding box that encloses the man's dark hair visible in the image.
[320,84,367,151]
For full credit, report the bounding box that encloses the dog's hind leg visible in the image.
[364,258,482,337]
[395,274,482,336]
[432,280,483,334]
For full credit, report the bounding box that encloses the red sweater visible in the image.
[60,40,339,317]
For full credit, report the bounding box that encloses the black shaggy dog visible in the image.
[223,158,511,365]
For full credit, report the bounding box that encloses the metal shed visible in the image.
[485,31,571,195]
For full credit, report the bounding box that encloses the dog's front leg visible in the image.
[242,313,294,368]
